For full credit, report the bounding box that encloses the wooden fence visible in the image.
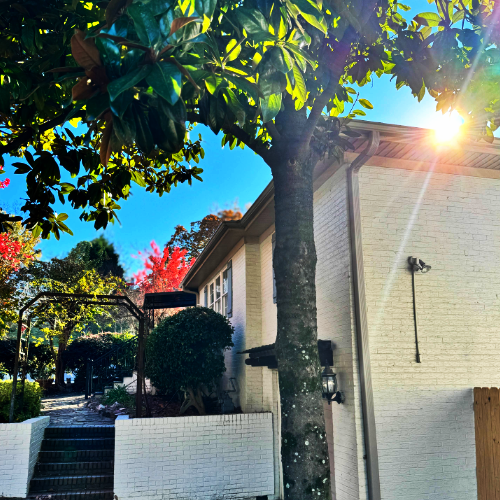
[474,387,500,500]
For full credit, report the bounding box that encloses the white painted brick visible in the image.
[115,413,274,500]
[358,165,500,500]
[0,416,50,497]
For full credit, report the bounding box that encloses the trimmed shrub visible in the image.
[145,307,234,415]
[0,380,43,423]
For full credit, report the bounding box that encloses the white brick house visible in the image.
[182,120,500,500]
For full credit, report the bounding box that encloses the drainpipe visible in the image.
[346,130,381,500]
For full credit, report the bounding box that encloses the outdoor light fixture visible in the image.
[321,364,344,404]
[408,256,432,364]
[408,256,432,273]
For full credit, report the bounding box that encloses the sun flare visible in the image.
[432,112,464,144]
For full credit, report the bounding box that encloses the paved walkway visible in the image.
[41,393,114,426]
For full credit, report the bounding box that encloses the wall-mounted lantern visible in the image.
[321,364,344,404]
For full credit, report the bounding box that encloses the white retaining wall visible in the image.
[0,416,50,498]
[114,413,275,500]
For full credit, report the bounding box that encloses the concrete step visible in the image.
[29,473,113,493]
[27,488,114,500]
[35,461,114,476]
[38,449,114,463]
[41,438,115,451]
[45,426,114,439]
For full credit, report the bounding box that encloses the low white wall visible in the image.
[0,416,50,498]
[115,413,275,500]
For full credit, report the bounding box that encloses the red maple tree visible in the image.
[132,241,194,294]
[0,233,31,270]
[0,178,10,189]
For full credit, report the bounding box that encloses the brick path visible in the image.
[41,393,113,427]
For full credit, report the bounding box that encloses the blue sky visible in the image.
[1,70,450,277]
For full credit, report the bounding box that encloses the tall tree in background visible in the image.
[1,0,499,497]
[14,256,123,386]
[167,202,244,260]
[68,235,125,278]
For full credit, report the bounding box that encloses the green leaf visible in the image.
[261,93,282,122]
[293,0,322,17]
[146,62,182,105]
[225,39,241,62]
[195,0,217,17]
[108,65,152,102]
[86,93,110,121]
[134,107,154,154]
[236,9,269,35]
[359,98,373,109]
[205,75,228,95]
[127,3,162,47]
[224,74,263,103]
[414,12,442,26]
[56,213,69,222]
[260,72,287,97]
[0,86,10,114]
[222,88,246,126]
[292,63,307,101]
[110,89,135,118]
[300,12,327,33]
[131,170,147,187]
[452,10,465,24]
[113,109,137,146]
[271,47,293,73]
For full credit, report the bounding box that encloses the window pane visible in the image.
[216,277,221,300]
[223,295,228,317]
[223,270,228,295]
[210,283,214,305]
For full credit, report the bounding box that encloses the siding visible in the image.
[358,165,500,500]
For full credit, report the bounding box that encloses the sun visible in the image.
[432,112,464,144]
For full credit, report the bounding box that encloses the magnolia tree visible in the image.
[1,0,499,497]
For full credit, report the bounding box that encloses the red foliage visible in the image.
[132,241,194,294]
[0,233,34,272]
[0,178,10,189]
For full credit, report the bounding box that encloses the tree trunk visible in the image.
[270,151,331,500]
[55,327,71,387]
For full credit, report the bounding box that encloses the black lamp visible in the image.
[321,364,344,404]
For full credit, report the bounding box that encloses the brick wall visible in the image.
[114,413,275,500]
[0,416,50,498]
[314,165,367,500]
[358,165,500,500]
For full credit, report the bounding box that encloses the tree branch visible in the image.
[187,112,271,162]
[0,108,85,157]
[302,27,359,145]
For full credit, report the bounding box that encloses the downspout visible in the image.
[346,130,381,500]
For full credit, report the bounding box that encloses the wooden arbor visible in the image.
[9,292,147,422]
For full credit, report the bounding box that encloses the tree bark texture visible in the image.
[270,149,331,500]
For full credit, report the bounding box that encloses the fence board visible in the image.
[475,387,500,500]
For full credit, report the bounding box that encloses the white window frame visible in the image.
[203,261,232,318]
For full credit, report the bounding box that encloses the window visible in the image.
[204,285,208,307]
[203,261,232,317]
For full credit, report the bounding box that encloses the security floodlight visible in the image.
[408,256,431,273]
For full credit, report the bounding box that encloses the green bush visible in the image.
[0,380,43,423]
[102,385,134,408]
[145,307,234,415]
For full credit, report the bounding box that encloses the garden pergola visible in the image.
[9,290,197,422]
[9,292,146,422]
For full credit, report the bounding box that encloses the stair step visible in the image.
[30,473,113,493]
[45,426,114,439]
[27,488,114,500]
[42,438,115,451]
[35,461,114,476]
[38,449,114,463]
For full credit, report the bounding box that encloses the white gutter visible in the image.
[346,131,381,500]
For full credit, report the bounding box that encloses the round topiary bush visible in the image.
[145,307,234,415]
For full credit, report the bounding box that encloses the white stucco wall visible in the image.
[260,231,277,345]
[114,413,275,500]
[358,165,500,500]
[314,166,367,500]
[0,416,50,498]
